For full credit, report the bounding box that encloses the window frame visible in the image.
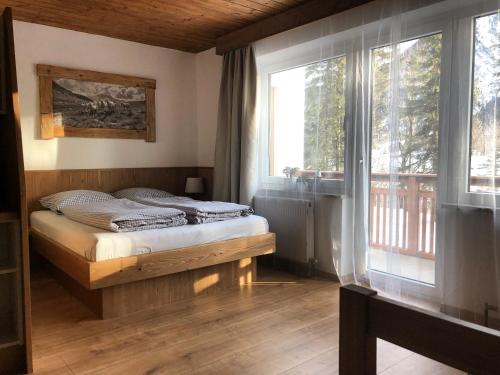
[360,17,450,299]
[437,6,500,209]
[360,2,499,296]
[257,39,354,196]
[463,11,500,204]
[255,0,500,295]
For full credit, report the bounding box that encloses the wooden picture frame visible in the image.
[37,64,156,142]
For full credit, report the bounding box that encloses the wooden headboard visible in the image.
[25,167,213,215]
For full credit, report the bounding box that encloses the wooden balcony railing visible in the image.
[310,170,500,260]
[370,173,437,260]
[369,173,500,260]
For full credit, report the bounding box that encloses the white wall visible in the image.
[14,21,199,170]
[195,48,222,167]
[442,208,500,324]
[315,196,342,276]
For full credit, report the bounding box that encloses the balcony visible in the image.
[368,173,498,258]
[368,173,495,284]
[292,170,495,283]
[370,173,437,260]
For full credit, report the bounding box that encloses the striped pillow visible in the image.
[113,187,174,200]
[39,190,115,214]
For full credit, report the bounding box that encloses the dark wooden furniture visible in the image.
[339,284,500,375]
[0,7,32,375]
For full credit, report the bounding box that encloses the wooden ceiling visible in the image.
[1,0,316,53]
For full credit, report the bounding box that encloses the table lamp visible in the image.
[185,177,204,196]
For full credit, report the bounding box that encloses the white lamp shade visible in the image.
[185,177,204,194]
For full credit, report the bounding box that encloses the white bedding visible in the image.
[31,210,269,262]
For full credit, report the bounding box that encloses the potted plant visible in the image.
[282,166,299,190]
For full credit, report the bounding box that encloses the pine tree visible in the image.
[302,33,444,178]
[303,56,346,173]
[471,13,499,176]
[371,34,442,175]
[398,34,442,174]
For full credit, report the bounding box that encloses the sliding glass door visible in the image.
[368,33,443,285]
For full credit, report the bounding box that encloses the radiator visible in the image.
[254,196,314,264]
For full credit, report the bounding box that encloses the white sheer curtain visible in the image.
[254,0,500,329]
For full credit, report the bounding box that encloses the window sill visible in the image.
[256,188,346,200]
[441,202,496,211]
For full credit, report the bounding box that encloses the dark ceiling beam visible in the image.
[215,0,374,55]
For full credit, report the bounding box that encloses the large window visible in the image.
[469,12,500,193]
[269,56,346,180]
[257,1,500,295]
[369,33,442,285]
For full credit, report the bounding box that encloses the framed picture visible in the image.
[37,64,156,142]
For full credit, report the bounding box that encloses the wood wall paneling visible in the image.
[25,167,214,214]
[197,166,214,201]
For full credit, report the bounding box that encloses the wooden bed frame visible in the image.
[26,168,276,318]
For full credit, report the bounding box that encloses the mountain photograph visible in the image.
[52,78,146,130]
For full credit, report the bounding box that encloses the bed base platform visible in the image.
[30,229,275,319]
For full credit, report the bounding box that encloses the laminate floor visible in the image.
[30,267,464,375]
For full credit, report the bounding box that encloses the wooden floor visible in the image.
[30,266,464,375]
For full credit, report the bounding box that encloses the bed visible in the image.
[26,168,276,319]
[31,210,269,261]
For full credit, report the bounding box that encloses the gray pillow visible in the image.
[113,187,174,200]
[39,190,115,213]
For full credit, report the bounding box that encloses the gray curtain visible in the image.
[213,46,258,205]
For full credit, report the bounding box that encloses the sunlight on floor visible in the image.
[369,248,435,284]
[250,281,299,285]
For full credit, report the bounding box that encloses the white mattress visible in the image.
[31,210,269,262]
